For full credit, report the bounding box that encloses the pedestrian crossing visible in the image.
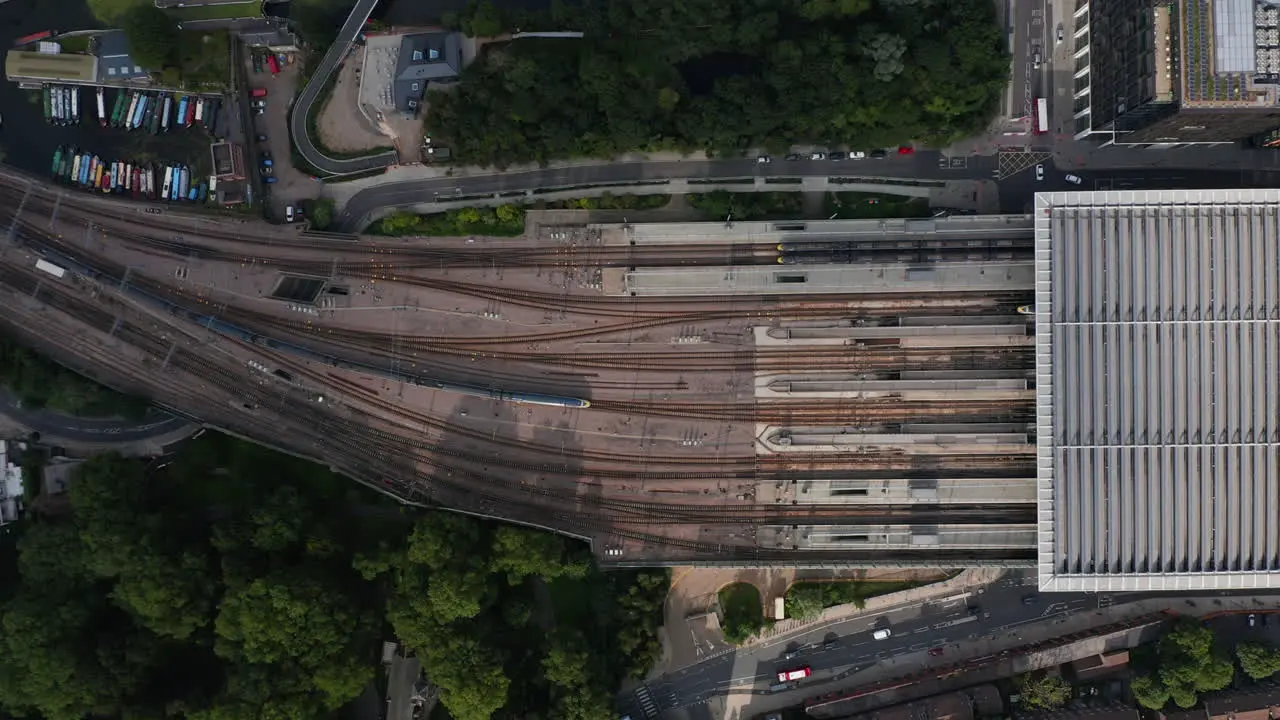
[633,685,659,718]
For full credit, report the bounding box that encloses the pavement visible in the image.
[316,47,390,153]
[289,0,398,175]
[386,652,423,720]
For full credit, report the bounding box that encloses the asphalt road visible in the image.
[620,573,1079,719]
[0,387,190,444]
[288,0,398,175]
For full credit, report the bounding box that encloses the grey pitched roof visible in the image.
[95,30,149,80]
[392,32,462,113]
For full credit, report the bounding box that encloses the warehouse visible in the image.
[1035,189,1280,592]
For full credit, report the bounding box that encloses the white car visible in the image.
[809,152,827,160]
[872,628,892,640]
[1035,164,1045,181]
[851,151,867,159]
[285,205,295,222]
[1065,174,1083,185]
[757,155,772,164]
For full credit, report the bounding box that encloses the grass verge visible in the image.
[824,191,931,219]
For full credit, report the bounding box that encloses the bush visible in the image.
[371,205,526,237]
[301,198,335,230]
[718,583,764,644]
[687,191,803,221]
[122,5,178,72]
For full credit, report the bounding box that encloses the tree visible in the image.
[122,5,178,72]
[1015,672,1073,711]
[214,571,359,665]
[463,0,506,37]
[1130,619,1235,710]
[784,584,825,620]
[422,631,510,720]
[490,525,589,584]
[1237,642,1280,680]
[303,198,335,230]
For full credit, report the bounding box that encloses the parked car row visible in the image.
[760,147,913,163]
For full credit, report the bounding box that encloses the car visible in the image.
[261,150,272,160]
[252,99,267,109]
[255,134,268,142]
[1065,173,1083,185]
[757,155,772,164]
[809,152,827,160]
[928,647,944,656]
[782,649,799,660]
[784,153,802,161]
[263,176,277,184]
[1057,24,1065,43]
[1033,51,1042,68]
[776,667,812,683]
[262,158,273,167]
[261,166,273,175]
[1022,593,1039,605]
[870,149,888,158]
[823,637,838,650]
[285,205,295,223]
[851,151,866,159]
[255,108,265,116]
[897,146,914,155]
[250,88,268,98]
[872,628,892,640]
[1035,164,1045,181]
[829,151,848,161]
[1249,614,1258,627]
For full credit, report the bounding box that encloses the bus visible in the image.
[35,259,66,278]
[1034,98,1049,134]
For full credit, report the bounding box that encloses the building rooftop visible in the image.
[95,30,149,81]
[1035,189,1280,592]
[4,50,98,83]
[393,32,462,113]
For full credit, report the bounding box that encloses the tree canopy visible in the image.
[427,0,1007,166]
[1237,642,1280,681]
[122,4,179,72]
[1015,672,1073,711]
[1131,619,1235,710]
[0,433,667,720]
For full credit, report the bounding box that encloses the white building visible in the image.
[0,440,25,525]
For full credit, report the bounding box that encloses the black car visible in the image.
[870,149,888,158]
[829,151,848,161]
[823,637,838,650]
[261,150,272,160]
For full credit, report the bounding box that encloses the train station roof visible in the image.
[1035,189,1280,592]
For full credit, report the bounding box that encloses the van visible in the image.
[872,628,892,640]
[250,88,268,98]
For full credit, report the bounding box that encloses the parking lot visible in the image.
[242,47,315,222]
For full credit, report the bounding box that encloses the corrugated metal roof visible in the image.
[1036,189,1280,592]
[4,50,98,82]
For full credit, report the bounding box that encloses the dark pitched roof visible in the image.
[95,30,149,80]
[392,32,462,113]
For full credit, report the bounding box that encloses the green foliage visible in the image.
[1015,672,1073,711]
[0,431,669,720]
[426,0,1007,165]
[87,0,147,24]
[372,206,527,237]
[1132,619,1235,710]
[546,193,671,210]
[302,198,336,230]
[826,191,931,219]
[784,579,922,617]
[291,0,346,47]
[175,31,231,91]
[1237,642,1280,680]
[122,4,178,72]
[458,0,507,37]
[0,330,151,419]
[688,191,804,220]
[719,582,765,644]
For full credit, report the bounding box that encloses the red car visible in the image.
[898,146,915,155]
[776,667,812,683]
[928,647,944,656]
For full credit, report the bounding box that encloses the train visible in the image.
[1017,305,1034,315]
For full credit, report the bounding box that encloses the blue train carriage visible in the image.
[505,391,590,408]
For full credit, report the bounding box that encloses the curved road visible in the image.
[289,0,398,175]
[0,388,191,445]
[336,152,1271,231]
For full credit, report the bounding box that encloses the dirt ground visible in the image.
[315,51,391,154]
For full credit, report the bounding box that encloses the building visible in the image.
[237,21,299,52]
[1157,683,1280,720]
[95,30,150,83]
[1035,189,1280,592]
[0,440,24,526]
[1071,0,1280,145]
[4,50,98,84]
[393,32,463,115]
[210,141,246,181]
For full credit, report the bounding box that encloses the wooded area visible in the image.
[428,0,1008,166]
[0,435,666,720]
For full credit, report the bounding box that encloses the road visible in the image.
[336,148,1280,231]
[621,572,1077,719]
[0,387,190,445]
[288,0,398,175]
